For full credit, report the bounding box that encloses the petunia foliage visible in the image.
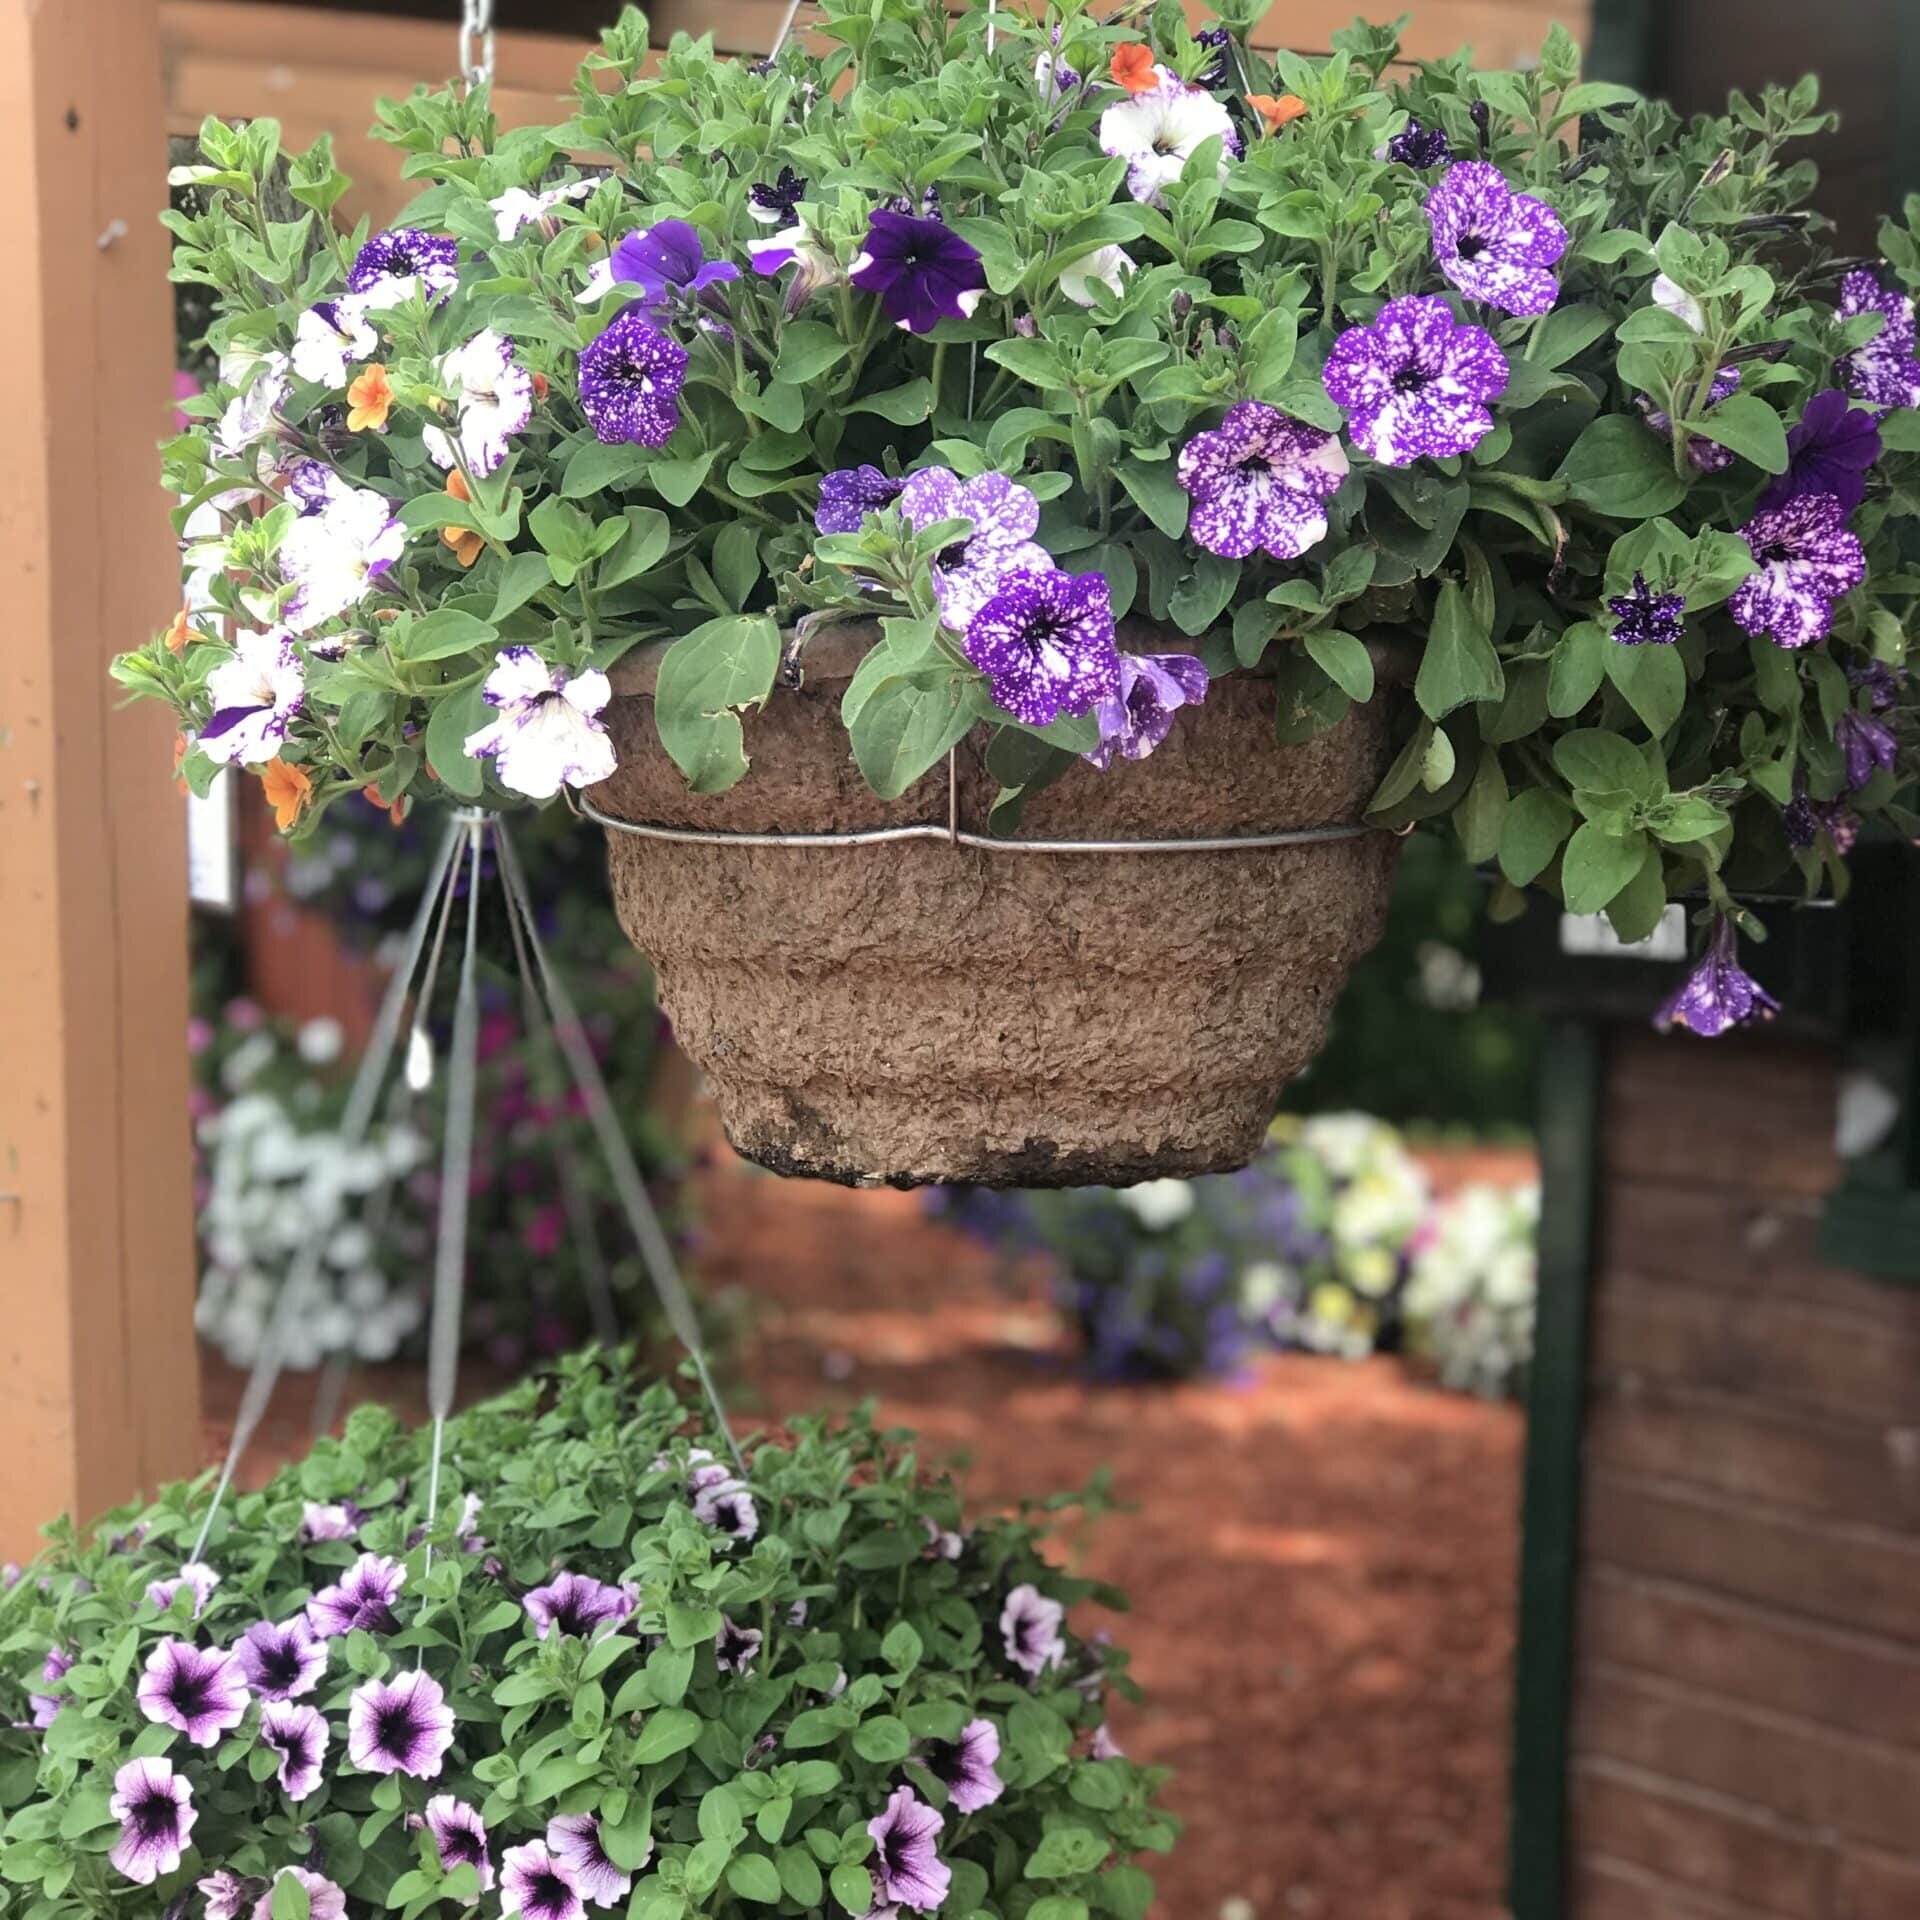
[0,1351,1171,1919]
[117,3,1919,996]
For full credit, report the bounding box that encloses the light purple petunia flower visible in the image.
[464,648,617,800]
[199,630,304,766]
[576,310,688,447]
[301,1501,361,1543]
[1759,388,1882,513]
[898,468,1054,633]
[306,1551,405,1638]
[347,1667,455,1778]
[1836,268,1920,412]
[29,1643,74,1728]
[422,328,535,478]
[816,465,906,535]
[608,220,740,318]
[258,1700,329,1800]
[1655,916,1779,1038]
[867,1787,951,1913]
[1000,1582,1066,1677]
[251,1869,345,1920]
[198,1869,257,1920]
[1177,401,1349,560]
[137,1638,249,1748]
[714,1615,763,1675]
[522,1571,636,1642]
[849,211,986,334]
[1091,1723,1124,1760]
[1834,709,1898,791]
[920,1515,964,1561]
[235,1615,327,1702]
[547,1814,638,1907]
[347,228,459,308]
[924,1717,1004,1814]
[424,1794,495,1892]
[500,1842,586,1920]
[693,1479,760,1543]
[1728,493,1867,649]
[1424,161,1567,316]
[964,569,1123,727]
[1605,573,1686,647]
[1322,295,1509,466]
[1637,366,1742,472]
[108,1756,197,1884]
[1085,652,1210,769]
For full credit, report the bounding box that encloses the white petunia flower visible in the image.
[574,256,619,305]
[1115,1178,1195,1230]
[1650,273,1705,334]
[489,179,594,242]
[281,486,405,632]
[214,352,290,459]
[420,329,535,478]
[463,646,617,799]
[1099,81,1239,206]
[1059,243,1137,308]
[199,628,304,765]
[289,299,377,389]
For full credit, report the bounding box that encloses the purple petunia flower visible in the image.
[964,569,1122,727]
[146,1561,221,1617]
[714,1615,763,1675]
[306,1551,406,1638]
[522,1571,636,1642]
[693,1479,760,1543]
[424,1795,495,1892]
[924,1717,1004,1814]
[1000,1582,1066,1677]
[1759,388,1882,513]
[347,228,459,307]
[108,1757,196,1884]
[258,1699,329,1800]
[1384,118,1451,168]
[1783,793,1859,854]
[1605,573,1686,647]
[867,1787,951,1914]
[236,1615,327,1702]
[1322,295,1509,466]
[1836,268,1920,412]
[347,1668,455,1778]
[816,465,906,536]
[1834,709,1898,791]
[252,1870,345,1920]
[1424,161,1568,316]
[576,310,688,448]
[284,460,346,519]
[849,211,986,334]
[1655,916,1779,1038]
[920,1514,964,1560]
[749,168,807,226]
[899,467,1055,631]
[1728,493,1867,649]
[1637,366,1742,473]
[1850,660,1905,712]
[29,1643,73,1728]
[547,1814,638,1907]
[301,1501,361,1543]
[1194,23,1233,86]
[1091,1722,1124,1760]
[501,1842,586,1920]
[608,219,740,317]
[1177,401,1349,560]
[137,1639,249,1748]
[1085,652,1209,769]
[198,1869,257,1920]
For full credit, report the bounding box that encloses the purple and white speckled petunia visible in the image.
[1322,296,1509,466]
[1834,709,1898,791]
[899,468,1055,632]
[1085,652,1210,769]
[1637,365,1742,472]
[464,647,617,800]
[347,1668,455,1778]
[136,1638,249,1748]
[422,329,535,477]
[924,1717,1005,1814]
[199,631,304,767]
[1424,161,1567,316]
[258,1700,329,1800]
[1177,401,1349,561]
[107,1757,196,1884]
[1000,1582,1066,1677]
[867,1787,951,1914]
[575,310,688,448]
[1605,573,1686,647]
[235,1614,327,1701]
[1836,268,1920,412]
[816,465,905,535]
[347,228,459,308]
[306,1551,406,1638]
[1655,916,1780,1038]
[547,1814,639,1908]
[521,1571,636,1642]
[1728,493,1867,649]
[964,569,1122,728]
[424,1795,495,1892]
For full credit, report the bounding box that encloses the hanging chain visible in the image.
[458,0,496,90]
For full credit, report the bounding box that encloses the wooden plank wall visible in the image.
[1569,1033,1920,1920]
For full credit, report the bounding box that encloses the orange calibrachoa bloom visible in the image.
[259,756,312,831]
[531,370,550,402]
[163,604,211,654]
[345,363,394,433]
[441,469,484,568]
[361,782,407,826]
[172,732,192,797]
[1249,93,1309,134]
[1110,44,1159,94]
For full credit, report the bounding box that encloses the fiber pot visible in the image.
[592,621,1401,1188]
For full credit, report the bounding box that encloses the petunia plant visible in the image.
[0,1351,1172,1919]
[117,4,1919,1021]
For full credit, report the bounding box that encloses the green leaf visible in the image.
[632,1707,702,1764]
[711,522,761,610]
[1029,1901,1092,1920]
[727,1855,785,1905]
[1115,456,1189,538]
[1415,582,1505,721]
[1684,391,1789,472]
[880,1622,923,1672]
[400,608,497,662]
[1066,1760,1129,1811]
[1562,820,1650,914]
[742,381,804,433]
[831,1862,876,1913]
[1168,553,1240,635]
[1647,792,1731,844]
[848,380,934,425]
[851,1716,912,1764]
[1498,787,1574,885]
[1318,543,1375,607]
[599,507,673,592]
[562,439,654,499]
[424,683,491,799]
[646,1640,694,1707]
[665,1602,722,1648]
[1556,415,1689,519]
[1305,629,1375,703]
[1606,641,1687,736]
[775,321,851,387]
[272,1872,312,1920]
[653,614,781,794]
[1553,728,1655,799]
[1455,748,1509,865]
[848,664,981,800]
[1547,620,1609,717]
[1606,844,1670,943]
[649,450,718,509]
[1026,1828,1110,1879]
[1530,304,1615,370]
[777,1846,824,1907]
[489,550,553,622]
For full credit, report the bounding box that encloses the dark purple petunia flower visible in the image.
[347,1668,455,1778]
[1606,572,1686,647]
[1759,388,1882,513]
[108,1757,196,1884]
[523,1571,636,1642]
[1655,916,1780,1037]
[547,1814,638,1908]
[575,311,689,448]
[258,1699,329,1800]
[1728,493,1867,649]
[137,1638,249,1748]
[1177,400,1349,560]
[867,1787,951,1913]
[1783,793,1859,854]
[899,467,1054,632]
[1194,23,1233,87]
[424,1794,495,1892]
[964,568,1123,727]
[30,1643,73,1728]
[347,228,459,304]
[306,1551,406,1639]
[714,1614,763,1675]
[1637,366,1742,473]
[924,1717,1005,1814]
[607,219,739,316]
[748,167,807,226]
[1834,709,1898,791]
[1322,295,1509,466]
[1000,1581,1066,1677]
[236,1615,327,1702]
[816,465,905,536]
[849,211,986,335]
[1424,161,1567,316]
[1085,652,1209,769]
[500,1842,586,1920]
[1836,268,1920,412]
[1385,118,1451,168]
[1850,659,1905,712]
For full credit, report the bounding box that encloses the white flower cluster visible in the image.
[1403,1182,1540,1398]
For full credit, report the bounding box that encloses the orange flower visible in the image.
[1249,92,1308,134]
[1111,44,1159,94]
[163,604,210,654]
[259,757,312,832]
[531,370,550,402]
[173,731,191,796]
[440,469,484,568]
[345,363,394,433]
[362,782,407,826]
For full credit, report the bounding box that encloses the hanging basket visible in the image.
[589,621,1401,1188]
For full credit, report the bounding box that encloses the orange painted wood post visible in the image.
[0,0,202,1562]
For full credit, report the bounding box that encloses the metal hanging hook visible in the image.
[459,0,496,90]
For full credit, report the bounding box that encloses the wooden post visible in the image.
[0,0,202,1562]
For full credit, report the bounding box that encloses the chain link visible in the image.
[458,0,496,89]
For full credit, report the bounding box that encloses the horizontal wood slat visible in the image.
[1835,1847,1920,1920]
[1576,1855,1768,1920]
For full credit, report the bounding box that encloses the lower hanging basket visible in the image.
[590,622,1401,1188]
